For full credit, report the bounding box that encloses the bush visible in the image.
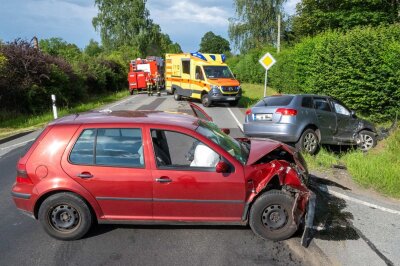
[227,47,277,84]
[0,39,127,119]
[269,25,400,122]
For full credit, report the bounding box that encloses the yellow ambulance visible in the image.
[165,52,241,107]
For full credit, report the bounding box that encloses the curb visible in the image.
[0,130,35,145]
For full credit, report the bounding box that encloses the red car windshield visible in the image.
[196,120,249,164]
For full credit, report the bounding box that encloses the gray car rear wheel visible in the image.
[297,128,319,155]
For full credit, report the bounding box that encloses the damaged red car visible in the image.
[11,103,315,244]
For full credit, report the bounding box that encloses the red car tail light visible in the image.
[245,109,252,115]
[276,108,297,116]
[16,163,33,184]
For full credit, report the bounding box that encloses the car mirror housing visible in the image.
[216,161,229,173]
[350,110,357,118]
[221,128,230,135]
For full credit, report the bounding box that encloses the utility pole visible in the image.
[32,36,39,50]
[277,13,281,53]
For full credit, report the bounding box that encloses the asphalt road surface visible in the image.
[1,92,399,266]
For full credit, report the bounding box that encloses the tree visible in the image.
[84,39,103,57]
[229,0,287,53]
[199,31,230,54]
[92,0,181,56]
[39,38,81,62]
[292,0,400,38]
[93,0,150,50]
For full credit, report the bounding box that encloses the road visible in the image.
[1,93,399,266]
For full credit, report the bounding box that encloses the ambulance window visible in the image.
[182,60,190,75]
[195,66,204,80]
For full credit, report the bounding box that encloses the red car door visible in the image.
[149,126,246,222]
[61,125,153,220]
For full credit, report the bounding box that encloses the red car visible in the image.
[11,104,315,244]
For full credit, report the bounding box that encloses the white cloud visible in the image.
[150,0,230,27]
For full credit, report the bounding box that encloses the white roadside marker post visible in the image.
[51,94,58,119]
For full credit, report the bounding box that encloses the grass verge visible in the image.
[0,90,128,139]
[303,128,400,198]
[239,83,277,108]
[343,128,400,198]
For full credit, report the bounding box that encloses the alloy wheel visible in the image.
[360,134,374,151]
[303,133,317,153]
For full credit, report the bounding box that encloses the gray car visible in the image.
[243,94,377,154]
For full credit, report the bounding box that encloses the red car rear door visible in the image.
[149,127,245,222]
[61,125,153,221]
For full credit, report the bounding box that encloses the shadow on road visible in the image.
[307,174,360,242]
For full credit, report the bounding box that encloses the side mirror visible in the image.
[216,161,229,173]
[350,110,356,118]
[221,128,230,135]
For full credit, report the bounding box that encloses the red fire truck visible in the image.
[127,56,164,95]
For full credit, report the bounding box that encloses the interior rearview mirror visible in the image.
[216,161,229,173]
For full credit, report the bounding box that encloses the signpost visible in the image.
[259,53,276,97]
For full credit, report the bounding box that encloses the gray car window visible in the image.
[314,98,332,112]
[301,97,314,108]
[333,101,350,116]
[255,96,294,107]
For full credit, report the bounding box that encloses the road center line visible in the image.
[320,186,400,215]
[227,108,243,131]
[0,138,36,151]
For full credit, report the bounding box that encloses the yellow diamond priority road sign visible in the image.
[259,53,276,71]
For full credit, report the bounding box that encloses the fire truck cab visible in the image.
[165,52,241,107]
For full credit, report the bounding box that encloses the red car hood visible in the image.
[246,139,283,165]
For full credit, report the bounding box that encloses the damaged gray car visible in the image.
[244,94,377,155]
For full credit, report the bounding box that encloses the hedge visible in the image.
[228,25,400,122]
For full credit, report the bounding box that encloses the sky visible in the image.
[0,0,299,52]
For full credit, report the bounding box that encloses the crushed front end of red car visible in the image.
[240,138,316,247]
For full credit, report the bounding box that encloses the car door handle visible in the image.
[155,177,172,183]
[77,172,93,179]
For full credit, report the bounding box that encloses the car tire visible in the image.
[228,100,239,107]
[296,129,319,155]
[359,130,377,151]
[173,90,181,101]
[201,94,212,107]
[129,90,134,95]
[249,190,297,241]
[38,192,93,240]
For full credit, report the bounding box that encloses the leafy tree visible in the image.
[199,31,230,54]
[92,0,181,56]
[39,38,81,62]
[292,0,400,38]
[93,0,150,50]
[84,39,103,57]
[229,0,287,53]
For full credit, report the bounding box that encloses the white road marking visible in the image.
[320,186,400,215]
[227,108,243,131]
[0,138,35,150]
[106,95,135,110]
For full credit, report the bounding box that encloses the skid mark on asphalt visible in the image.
[351,224,395,266]
[137,98,166,110]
